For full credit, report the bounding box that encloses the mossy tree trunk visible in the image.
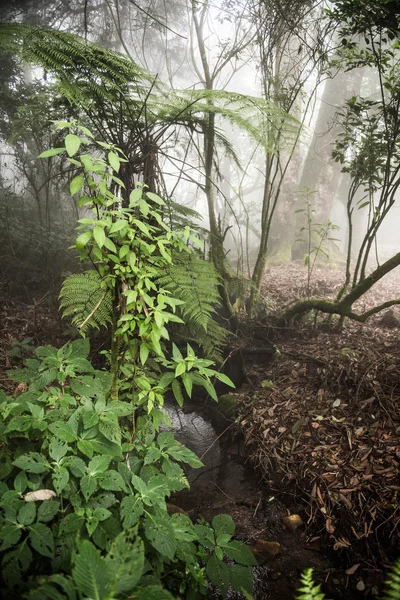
[281,250,400,324]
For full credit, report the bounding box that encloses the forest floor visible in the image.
[0,262,399,599]
[228,262,400,598]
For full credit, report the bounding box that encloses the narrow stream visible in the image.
[163,400,338,600]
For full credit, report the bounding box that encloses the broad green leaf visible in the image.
[194,524,215,548]
[212,514,235,537]
[81,475,98,501]
[166,444,203,468]
[146,191,165,206]
[206,555,231,597]
[49,422,77,443]
[172,380,184,407]
[0,524,22,551]
[87,456,111,476]
[77,440,94,459]
[93,226,106,249]
[53,466,69,494]
[120,495,143,529]
[214,372,236,388]
[103,236,117,253]
[158,372,175,389]
[49,440,69,462]
[140,343,149,365]
[72,540,108,600]
[70,174,84,196]
[100,471,127,492]
[181,373,193,398]
[108,536,144,594]
[38,147,66,158]
[65,134,81,157]
[108,151,120,172]
[109,220,127,234]
[223,540,257,566]
[38,500,60,523]
[229,563,254,597]
[93,508,111,522]
[18,502,36,525]
[13,453,51,474]
[83,410,99,429]
[99,412,121,445]
[175,362,186,378]
[29,523,54,558]
[76,230,92,247]
[144,515,176,560]
[129,188,141,207]
[14,471,28,494]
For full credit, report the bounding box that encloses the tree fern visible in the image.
[297,569,329,600]
[0,24,298,153]
[59,271,112,334]
[157,252,226,355]
[381,559,400,600]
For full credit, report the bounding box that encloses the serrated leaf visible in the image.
[100,471,127,492]
[87,456,111,476]
[0,524,22,551]
[49,440,69,462]
[29,523,54,558]
[99,412,121,445]
[18,502,36,525]
[53,466,70,494]
[81,475,98,501]
[144,515,176,559]
[223,540,257,566]
[37,500,60,523]
[166,443,203,468]
[72,540,108,600]
[13,453,51,474]
[120,495,144,529]
[212,514,235,537]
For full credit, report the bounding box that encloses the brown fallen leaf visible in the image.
[345,563,360,576]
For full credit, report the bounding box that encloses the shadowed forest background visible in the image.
[0,1,400,599]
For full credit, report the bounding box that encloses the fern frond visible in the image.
[297,569,328,600]
[0,23,151,110]
[59,272,112,334]
[149,88,300,153]
[157,253,226,357]
[381,559,400,600]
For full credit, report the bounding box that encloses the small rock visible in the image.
[251,539,281,563]
[356,580,366,592]
[380,309,400,328]
[166,503,186,516]
[282,514,304,530]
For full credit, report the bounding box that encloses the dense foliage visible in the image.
[0,125,256,599]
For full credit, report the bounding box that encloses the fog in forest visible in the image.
[1,0,400,299]
[2,3,400,599]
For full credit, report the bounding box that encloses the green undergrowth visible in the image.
[0,122,254,599]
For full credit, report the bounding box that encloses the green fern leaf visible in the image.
[297,569,329,600]
[59,272,112,333]
[381,559,400,600]
[157,253,226,358]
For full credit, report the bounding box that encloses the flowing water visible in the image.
[163,400,334,600]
